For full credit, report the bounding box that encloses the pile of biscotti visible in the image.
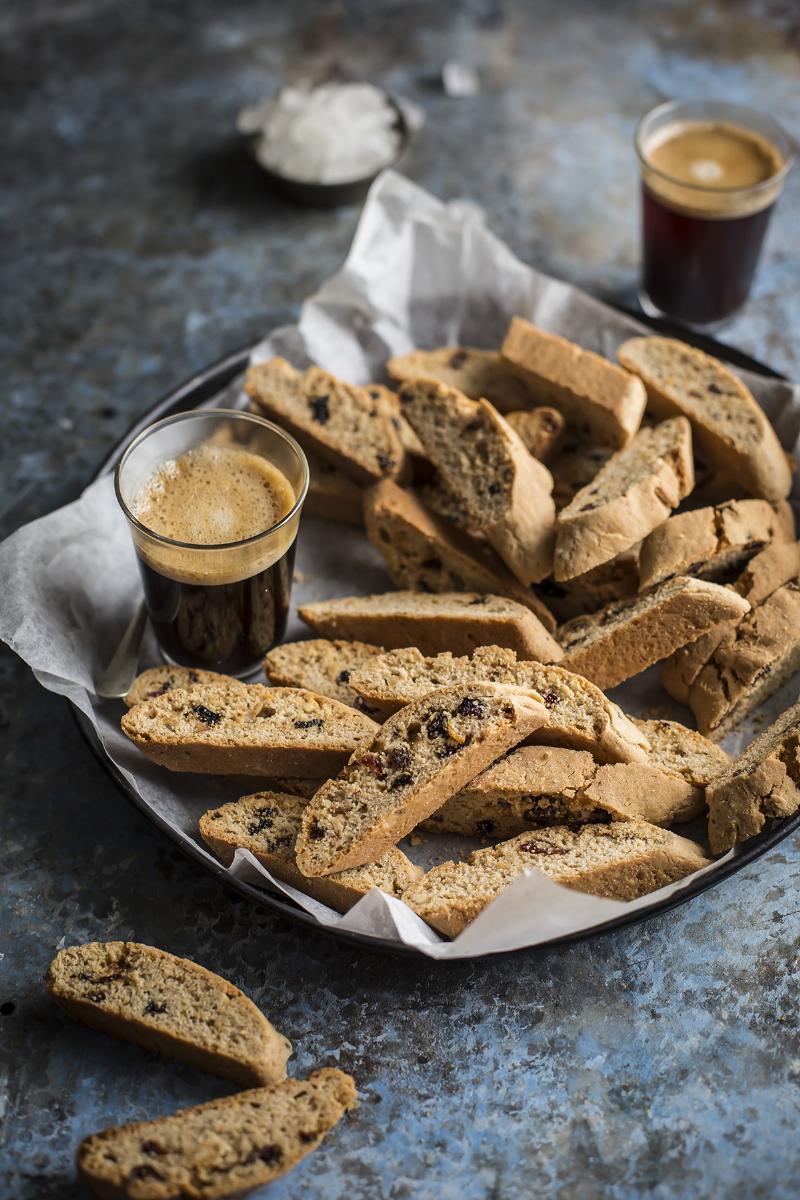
[120,320,800,940]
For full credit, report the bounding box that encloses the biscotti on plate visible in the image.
[362,478,556,627]
[617,335,792,500]
[348,645,649,763]
[559,576,751,690]
[396,379,556,584]
[124,667,242,708]
[295,683,551,877]
[263,639,384,713]
[404,821,711,937]
[638,498,795,591]
[706,699,800,852]
[299,590,563,661]
[501,318,646,447]
[245,356,408,484]
[200,791,422,912]
[387,345,536,412]
[121,683,378,777]
[77,1068,357,1200]
[46,942,291,1087]
[553,417,694,581]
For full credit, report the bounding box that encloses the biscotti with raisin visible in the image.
[617,336,792,500]
[77,1069,357,1199]
[46,942,291,1087]
[263,639,385,713]
[124,667,243,708]
[121,683,378,777]
[200,791,422,912]
[348,645,649,763]
[553,417,694,581]
[299,591,562,661]
[404,821,710,937]
[295,683,551,876]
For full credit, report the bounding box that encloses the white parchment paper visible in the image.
[2,171,799,959]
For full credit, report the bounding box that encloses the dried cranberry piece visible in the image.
[192,704,221,726]
[359,752,386,778]
[455,697,485,719]
[309,395,330,423]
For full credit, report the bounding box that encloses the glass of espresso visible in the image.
[115,409,309,677]
[636,99,792,326]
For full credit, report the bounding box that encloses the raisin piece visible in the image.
[299,1130,317,1143]
[426,711,448,739]
[144,1000,168,1015]
[449,350,468,369]
[476,820,496,835]
[294,718,324,730]
[541,690,560,709]
[192,704,221,726]
[388,745,411,770]
[359,752,386,778]
[309,822,327,840]
[248,810,276,835]
[87,991,106,1003]
[259,1145,283,1165]
[377,453,394,472]
[488,482,501,496]
[455,697,485,719]
[390,772,414,790]
[141,1141,165,1157]
[708,383,722,395]
[336,669,351,684]
[309,395,330,424]
[129,1165,163,1182]
[519,840,570,855]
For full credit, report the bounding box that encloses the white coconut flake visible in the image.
[238,82,402,185]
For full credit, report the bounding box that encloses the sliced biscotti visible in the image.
[405,821,710,937]
[634,719,729,789]
[244,356,408,484]
[386,345,536,412]
[295,683,551,876]
[501,318,646,447]
[363,478,556,628]
[617,336,792,501]
[46,942,291,1087]
[124,667,243,708]
[559,576,751,689]
[121,683,378,777]
[397,380,556,584]
[299,591,562,662]
[200,792,422,912]
[706,700,800,852]
[263,639,384,713]
[348,646,649,763]
[303,448,364,526]
[76,1068,357,1200]
[505,407,565,461]
[638,498,795,591]
[421,746,704,839]
[553,417,694,581]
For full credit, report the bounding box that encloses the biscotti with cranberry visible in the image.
[46,942,291,1087]
[404,821,710,937]
[121,683,378,777]
[245,356,408,484]
[200,791,422,912]
[362,478,556,627]
[617,336,792,500]
[124,666,243,708]
[299,591,563,661]
[501,318,646,447]
[559,576,751,689]
[396,379,556,584]
[263,639,385,713]
[295,683,551,877]
[706,700,800,852]
[553,417,694,581]
[387,345,536,412]
[348,645,649,763]
[76,1068,357,1200]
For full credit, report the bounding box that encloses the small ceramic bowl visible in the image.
[242,86,411,209]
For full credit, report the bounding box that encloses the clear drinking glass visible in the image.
[636,99,792,326]
[115,409,308,677]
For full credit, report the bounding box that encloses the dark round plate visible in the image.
[74,324,800,960]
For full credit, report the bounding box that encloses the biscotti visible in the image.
[559,576,751,689]
[404,821,710,937]
[295,683,551,876]
[396,380,556,584]
[505,407,565,461]
[46,942,291,1087]
[348,645,649,763]
[200,792,422,911]
[638,498,795,591]
[553,417,694,580]
[387,345,536,412]
[121,683,378,777]
[263,639,385,713]
[76,1068,357,1200]
[501,318,646,447]
[421,745,704,839]
[617,336,792,500]
[245,356,408,484]
[124,667,242,708]
[362,478,556,627]
[634,718,729,788]
[299,591,563,662]
[303,447,364,526]
[706,700,800,852]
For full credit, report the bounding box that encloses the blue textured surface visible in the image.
[2,1,799,1196]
